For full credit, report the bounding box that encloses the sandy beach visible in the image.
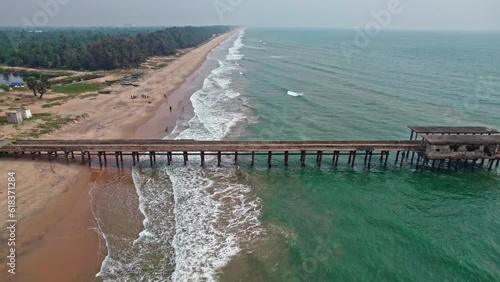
[0,31,235,282]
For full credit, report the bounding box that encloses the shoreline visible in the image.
[0,31,236,282]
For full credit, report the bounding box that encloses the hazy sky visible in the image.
[1,0,499,30]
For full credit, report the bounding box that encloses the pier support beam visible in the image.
[115,152,120,167]
[300,151,306,166]
[251,151,255,166]
[488,160,494,171]
[217,151,222,166]
[268,151,273,168]
[235,151,238,164]
[284,151,289,167]
[367,151,373,168]
[334,151,340,167]
[472,159,478,170]
[201,151,205,166]
[317,151,323,166]
[351,151,357,168]
[167,152,172,165]
[150,151,154,167]
[98,152,103,168]
[421,158,428,172]
[183,151,188,166]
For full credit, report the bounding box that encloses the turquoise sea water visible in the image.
[96,29,500,281]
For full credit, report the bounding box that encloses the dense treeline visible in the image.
[0,26,231,70]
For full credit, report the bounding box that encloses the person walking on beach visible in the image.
[169,106,172,113]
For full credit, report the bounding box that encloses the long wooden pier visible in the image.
[0,135,499,171]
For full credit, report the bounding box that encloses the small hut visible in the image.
[422,135,500,160]
[21,109,32,119]
[5,111,23,124]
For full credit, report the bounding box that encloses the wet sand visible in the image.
[0,31,235,282]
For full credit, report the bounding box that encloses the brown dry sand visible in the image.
[0,31,235,282]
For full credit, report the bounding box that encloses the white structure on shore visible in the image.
[5,111,23,124]
[21,109,32,119]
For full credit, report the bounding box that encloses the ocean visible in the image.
[93,28,500,281]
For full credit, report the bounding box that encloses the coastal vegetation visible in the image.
[0,112,79,139]
[26,76,51,98]
[51,82,101,94]
[0,26,232,70]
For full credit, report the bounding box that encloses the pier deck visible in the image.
[2,139,423,152]
[1,137,498,170]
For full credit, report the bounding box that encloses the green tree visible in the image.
[35,80,48,99]
[41,75,51,89]
[26,76,37,97]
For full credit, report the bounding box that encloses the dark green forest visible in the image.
[0,26,232,70]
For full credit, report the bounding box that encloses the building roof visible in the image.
[422,135,500,145]
[408,126,500,134]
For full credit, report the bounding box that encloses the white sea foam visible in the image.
[98,29,262,282]
[287,90,304,97]
[96,165,177,281]
[167,29,263,281]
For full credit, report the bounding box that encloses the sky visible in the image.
[0,0,499,31]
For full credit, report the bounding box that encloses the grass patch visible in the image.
[0,116,7,126]
[51,73,105,85]
[1,112,77,139]
[52,82,102,94]
[79,93,99,99]
[41,102,63,108]
[40,82,105,105]
[31,114,75,139]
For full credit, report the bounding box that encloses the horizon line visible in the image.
[0,25,499,33]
